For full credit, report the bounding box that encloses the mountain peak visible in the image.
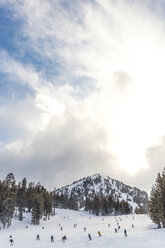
[55,173,148,213]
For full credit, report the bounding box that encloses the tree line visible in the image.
[0,173,52,229]
[55,193,134,216]
[0,172,150,230]
[84,196,132,216]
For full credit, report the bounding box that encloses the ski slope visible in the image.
[0,208,164,248]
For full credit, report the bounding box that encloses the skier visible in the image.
[124,229,127,237]
[98,231,101,237]
[108,224,110,227]
[132,224,134,228]
[9,238,14,246]
[36,234,40,240]
[118,225,120,230]
[115,228,117,233]
[88,233,92,240]
[84,227,86,232]
[62,235,67,242]
[51,235,54,242]
[61,226,63,231]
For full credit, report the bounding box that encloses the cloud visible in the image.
[112,71,133,93]
[0,0,165,192]
[0,114,118,189]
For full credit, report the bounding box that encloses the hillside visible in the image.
[0,208,163,248]
[55,173,148,212]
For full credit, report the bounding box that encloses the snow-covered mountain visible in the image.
[55,173,148,211]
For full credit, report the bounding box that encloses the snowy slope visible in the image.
[0,208,164,248]
[55,173,148,210]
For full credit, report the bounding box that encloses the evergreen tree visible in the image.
[148,170,165,228]
[26,182,35,212]
[51,188,56,216]
[101,197,109,215]
[43,190,52,219]
[92,196,100,216]
[0,174,53,228]
[31,193,44,225]
[85,197,91,212]
[0,176,17,228]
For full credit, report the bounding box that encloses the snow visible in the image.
[0,208,164,248]
[55,173,147,211]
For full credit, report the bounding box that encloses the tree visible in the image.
[17,178,27,221]
[148,170,165,228]
[31,193,44,225]
[0,176,17,228]
[92,196,100,216]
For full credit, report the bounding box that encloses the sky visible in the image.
[0,0,165,193]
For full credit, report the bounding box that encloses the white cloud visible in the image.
[0,0,165,191]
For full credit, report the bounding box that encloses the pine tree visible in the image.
[43,191,52,219]
[51,188,56,216]
[148,186,162,228]
[26,182,35,212]
[85,197,91,212]
[0,175,17,228]
[148,172,164,228]
[31,193,44,225]
[101,197,109,215]
[161,168,165,227]
[92,196,100,216]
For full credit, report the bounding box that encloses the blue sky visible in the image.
[0,0,165,192]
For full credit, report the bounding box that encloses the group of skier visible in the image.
[88,228,128,241]
[8,214,135,246]
[36,234,67,242]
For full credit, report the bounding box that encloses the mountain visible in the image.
[55,173,148,213]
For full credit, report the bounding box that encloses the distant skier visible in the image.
[9,238,14,246]
[88,233,92,240]
[51,235,54,242]
[108,224,110,227]
[132,224,134,228]
[115,228,117,233]
[84,227,86,232]
[62,235,67,242]
[98,231,101,237]
[118,225,120,230]
[124,229,127,237]
[61,226,63,231]
[36,234,40,240]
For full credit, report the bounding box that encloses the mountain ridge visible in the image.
[55,173,148,213]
